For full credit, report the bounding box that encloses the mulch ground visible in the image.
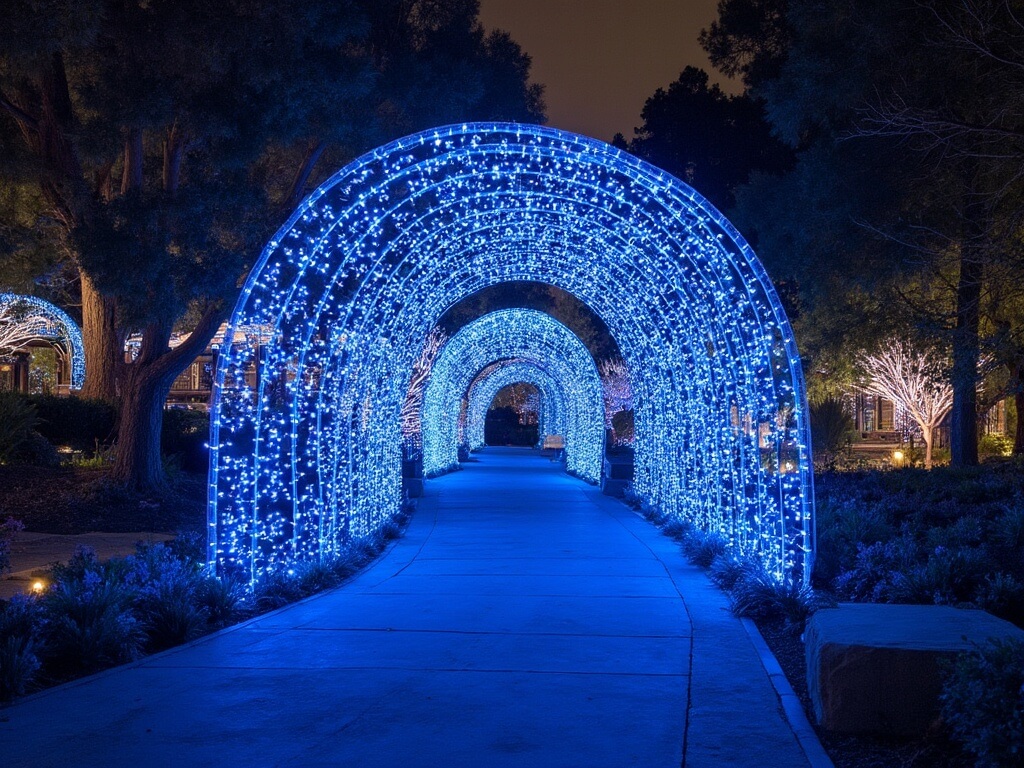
[0,465,206,535]
[757,618,971,768]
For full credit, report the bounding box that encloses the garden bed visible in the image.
[629,459,1024,767]
[0,465,206,535]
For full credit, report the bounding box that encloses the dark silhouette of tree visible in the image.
[708,0,1024,461]
[0,0,545,491]
[620,66,792,213]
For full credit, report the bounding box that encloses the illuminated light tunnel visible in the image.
[465,361,566,451]
[209,122,814,584]
[0,293,86,390]
[421,309,604,481]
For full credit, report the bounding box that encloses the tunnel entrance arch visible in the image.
[209,123,814,584]
[422,309,604,482]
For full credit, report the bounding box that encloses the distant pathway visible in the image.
[2,448,812,767]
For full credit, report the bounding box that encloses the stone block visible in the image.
[806,603,1024,736]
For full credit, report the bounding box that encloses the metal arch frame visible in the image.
[208,123,815,585]
[421,310,604,482]
[0,293,86,390]
[465,361,567,451]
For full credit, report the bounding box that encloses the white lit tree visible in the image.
[598,357,633,428]
[0,306,59,354]
[400,327,447,452]
[859,338,954,469]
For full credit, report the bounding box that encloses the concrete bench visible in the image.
[805,603,1024,736]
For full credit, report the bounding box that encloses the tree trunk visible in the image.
[110,304,225,492]
[950,203,984,468]
[111,364,172,492]
[923,426,934,470]
[78,272,122,401]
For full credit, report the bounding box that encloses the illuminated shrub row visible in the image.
[209,123,813,584]
[422,309,604,481]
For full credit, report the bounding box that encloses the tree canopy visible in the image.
[0,0,545,490]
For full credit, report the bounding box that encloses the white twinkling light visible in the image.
[466,361,567,451]
[422,309,605,481]
[209,123,814,585]
[0,293,85,390]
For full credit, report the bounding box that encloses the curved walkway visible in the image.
[2,448,813,767]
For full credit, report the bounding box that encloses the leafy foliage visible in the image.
[0,392,39,463]
[28,395,117,452]
[728,560,833,626]
[682,530,728,568]
[0,594,42,701]
[809,397,853,470]
[941,639,1024,767]
[619,66,792,213]
[815,465,1024,627]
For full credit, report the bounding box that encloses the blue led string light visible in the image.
[421,309,604,481]
[0,293,86,390]
[209,123,815,585]
[466,361,567,451]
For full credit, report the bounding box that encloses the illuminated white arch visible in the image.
[421,309,604,481]
[209,123,815,584]
[0,293,85,390]
[466,361,567,450]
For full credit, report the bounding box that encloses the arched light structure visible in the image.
[0,293,85,390]
[466,361,566,451]
[209,123,814,584]
[421,309,604,480]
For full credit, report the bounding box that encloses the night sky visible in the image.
[477,0,739,142]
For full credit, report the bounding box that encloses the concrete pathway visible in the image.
[2,447,812,767]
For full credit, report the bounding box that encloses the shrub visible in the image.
[813,496,894,585]
[0,517,24,575]
[42,572,143,675]
[381,518,402,541]
[979,432,1014,459]
[329,550,363,580]
[254,568,306,610]
[708,553,752,591]
[161,409,210,473]
[975,573,1024,627]
[729,562,833,627]
[28,394,117,452]
[941,638,1024,767]
[682,530,727,567]
[834,538,921,602]
[0,595,43,701]
[197,575,242,625]
[809,397,853,470]
[123,543,208,650]
[611,408,634,445]
[991,505,1024,554]
[660,517,694,541]
[0,392,40,463]
[909,545,991,605]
